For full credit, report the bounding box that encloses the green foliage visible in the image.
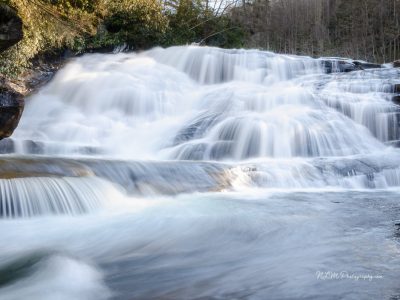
[163,0,245,48]
[200,15,245,48]
[101,0,168,48]
[0,0,246,78]
[0,0,98,77]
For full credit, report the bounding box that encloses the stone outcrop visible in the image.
[322,59,382,74]
[0,53,65,140]
[0,3,23,52]
[0,3,24,139]
[0,76,24,139]
[0,60,65,139]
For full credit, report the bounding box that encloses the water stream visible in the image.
[0,46,400,299]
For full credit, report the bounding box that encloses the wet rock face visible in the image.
[0,4,24,139]
[0,78,24,139]
[322,59,382,74]
[0,4,23,52]
[393,95,400,105]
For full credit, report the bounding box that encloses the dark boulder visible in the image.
[393,95,400,105]
[0,4,23,52]
[352,60,381,70]
[393,60,400,68]
[0,77,24,140]
[322,60,355,73]
[0,52,65,141]
[322,59,381,74]
[339,61,356,72]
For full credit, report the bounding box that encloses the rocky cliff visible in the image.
[0,3,24,139]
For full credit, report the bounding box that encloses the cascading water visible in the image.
[1,46,400,299]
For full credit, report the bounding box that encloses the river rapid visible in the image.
[0,46,400,299]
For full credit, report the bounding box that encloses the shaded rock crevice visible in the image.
[0,3,23,52]
[0,76,24,139]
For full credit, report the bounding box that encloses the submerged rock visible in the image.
[0,157,235,196]
[0,138,14,153]
[0,157,93,179]
[322,59,381,74]
[322,60,355,73]
[393,95,400,105]
[352,60,381,70]
[387,140,400,148]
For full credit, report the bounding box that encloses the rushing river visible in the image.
[1,46,400,299]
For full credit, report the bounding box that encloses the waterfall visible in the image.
[0,45,399,218]
[0,176,119,218]
[2,45,400,300]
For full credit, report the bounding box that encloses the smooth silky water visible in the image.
[1,46,400,299]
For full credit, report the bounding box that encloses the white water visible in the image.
[1,46,400,299]
[5,46,399,190]
[0,255,110,300]
[0,176,121,218]
[10,47,398,160]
